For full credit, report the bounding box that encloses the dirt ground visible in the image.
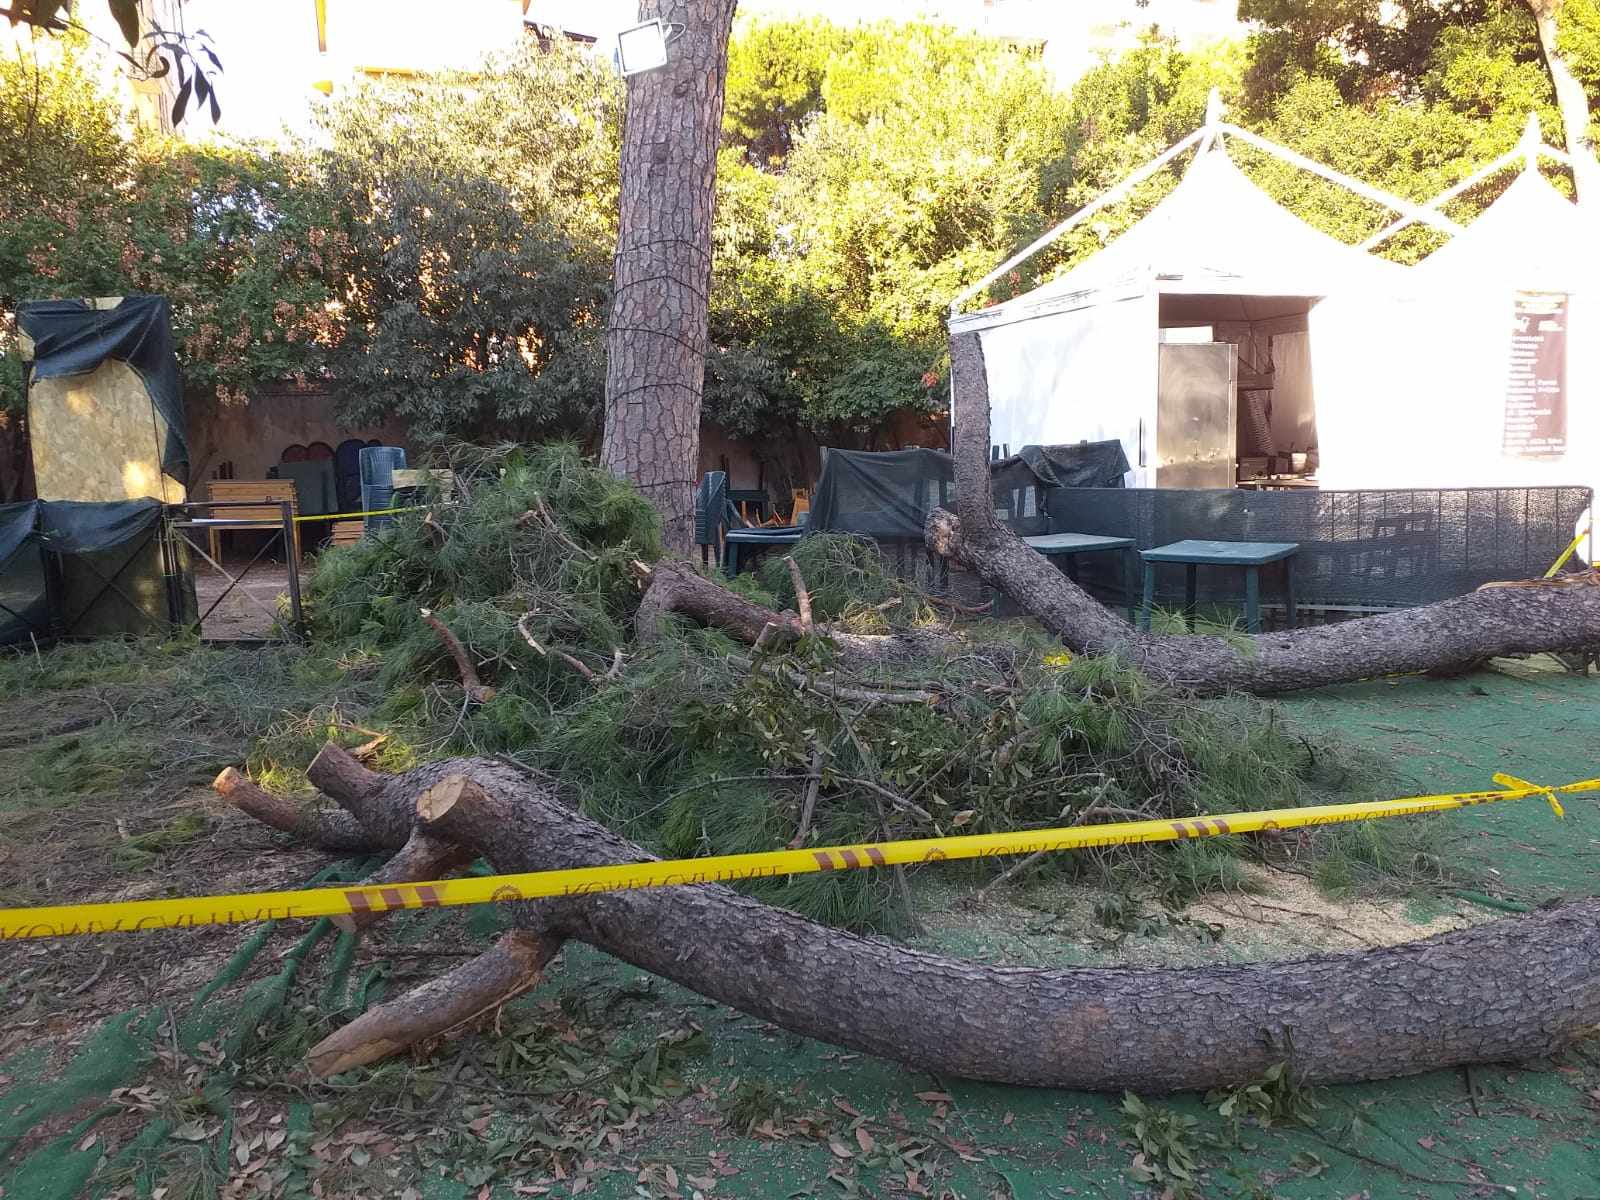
[1,648,1597,1200]
[193,563,296,641]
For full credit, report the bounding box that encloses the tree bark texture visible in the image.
[306,743,418,848]
[306,928,559,1076]
[280,745,1600,1092]
[1523,0,1599,195]
[602,0,738,557]
[213,767,376,854]
[929,332,1600,695]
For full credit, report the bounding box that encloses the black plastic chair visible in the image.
[695,472,729,568]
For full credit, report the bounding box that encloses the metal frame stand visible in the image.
[164,500,305,640]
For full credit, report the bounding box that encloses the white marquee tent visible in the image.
[1316,121,1599,514]
[948,99,1459,488]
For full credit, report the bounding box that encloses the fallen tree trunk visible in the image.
[929,332,1600,694]
[267,744,1600,1092]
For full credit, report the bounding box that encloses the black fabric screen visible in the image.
[0,499,195,644]
[809,442,1128,542]
[0,502,46,645]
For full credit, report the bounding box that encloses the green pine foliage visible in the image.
[305,451,1353,933]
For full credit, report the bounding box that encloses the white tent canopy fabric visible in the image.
[1414,166,1598,289]
[959,149,1404,333]
[1315,163,1598,510]
[952,132,1413,484]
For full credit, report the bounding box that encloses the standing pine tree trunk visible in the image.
[1522,0,1598,195]
[602,1,738,557]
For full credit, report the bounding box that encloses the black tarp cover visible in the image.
[1017,441,1129,489]
[808,442,1129,540]
[0,502,47,645]
[18,296,188,486]
[0,499,173,645]
[0,501,37,572]
[37,498,164,553]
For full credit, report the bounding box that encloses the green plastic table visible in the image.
[722,527,804,577]
[1138,539,1299,633]
[1023,532,1139,622]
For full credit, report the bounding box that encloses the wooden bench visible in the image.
[330,520,365,548]
[202,480,301,563]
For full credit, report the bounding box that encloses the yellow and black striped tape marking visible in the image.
[2,775,1592,940]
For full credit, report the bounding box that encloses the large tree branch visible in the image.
[306,928,561,1076]
[421,608,495,703]
[212,767,376,853]
[274,747,1600,1091]
[931,331,1600,695]
[632,559,978,667]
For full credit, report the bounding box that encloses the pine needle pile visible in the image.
[301,445,1369,931]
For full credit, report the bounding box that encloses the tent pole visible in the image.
[1357,146,1522,250]
[947,127,1206,316]
[1511,114,1577,169]
[1192,86,1224,159]
[1522,111,1543,174]
[1357,123,1573,251]
[1218,123,1464,236]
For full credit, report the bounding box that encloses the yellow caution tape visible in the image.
[291,504,437,525]
[1492,772,1565,818]
[3,775,1594,941]
[1544,517,1592,577]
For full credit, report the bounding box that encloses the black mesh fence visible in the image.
[1049,486,1594,611]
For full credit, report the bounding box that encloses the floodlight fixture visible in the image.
[616,19,672,77]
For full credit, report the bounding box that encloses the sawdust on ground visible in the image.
[913,861,1494,972]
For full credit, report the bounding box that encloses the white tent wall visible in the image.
[1313,286,1599,498]
[1317,164,1598,551]
[1310,290,1436,489]
[1405,166,1599,518]
[977,289,1159,486]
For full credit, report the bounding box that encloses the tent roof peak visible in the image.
[1361,114,1572,251]
[949,108,1461,317]
[1520,112,1543,172]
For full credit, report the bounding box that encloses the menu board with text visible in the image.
[1503,291,1568,459]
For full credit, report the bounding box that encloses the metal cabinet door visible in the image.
[1156,342,1237,488]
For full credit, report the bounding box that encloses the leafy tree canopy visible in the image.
[5,6,1599,482]
[722,16,845,165]
[309,42,619,441]
[1,36,335,417]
